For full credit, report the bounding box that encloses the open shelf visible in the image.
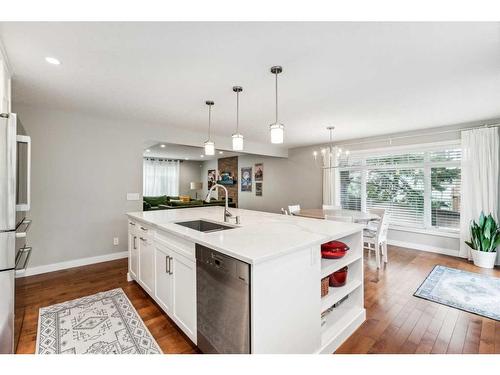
[321,250,362,279]
[321,304,366,349]
[321,278,362,313]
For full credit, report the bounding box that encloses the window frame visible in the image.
[338,140,461,237]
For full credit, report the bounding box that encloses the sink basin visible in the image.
[175,220,235,233]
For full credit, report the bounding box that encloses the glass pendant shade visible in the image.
[270,123,284,144]
[232,133,244,151]
[204,140,215,155]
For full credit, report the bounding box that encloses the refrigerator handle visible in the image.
[15,219,31,238]
[16,134,31,212]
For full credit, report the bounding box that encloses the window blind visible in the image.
[431,167,461,229]
[340,170,361,211]
[366,168,425,227]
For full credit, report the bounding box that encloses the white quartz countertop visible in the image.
[127,207,363,264]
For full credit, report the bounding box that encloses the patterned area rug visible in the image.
[414,265,500,321]
[36,288,162,354]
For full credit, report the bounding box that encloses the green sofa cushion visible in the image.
[143,195,168,207]
[169,200,203,207]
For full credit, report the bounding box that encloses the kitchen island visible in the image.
[126,206,365,354]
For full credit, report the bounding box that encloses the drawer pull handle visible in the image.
[169,256,173,275]
[140,226,147,231]
[140,237,146,242]
[129,222,136,226]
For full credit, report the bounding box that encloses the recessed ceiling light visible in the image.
[200,155,204,158]
[219,151,224,154]
[160,144,166,148]
[145,149,151,153]
[185,158,189,160]
[45,57,61,65]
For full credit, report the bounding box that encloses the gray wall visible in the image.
[237,148,322,213]
[179,160,203,198]
[15,105,144,268]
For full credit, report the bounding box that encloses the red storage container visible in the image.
[329,266,348,287]
[321,240,349,259]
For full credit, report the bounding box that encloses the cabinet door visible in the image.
[138,237,154,294]
[128,231,139,279]
[171,251,197,341]
[154,246,173,314]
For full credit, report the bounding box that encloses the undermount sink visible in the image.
[175,220,235,233]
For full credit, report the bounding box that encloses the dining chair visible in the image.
[325,215,353,223]
[365,208,385,231]
[322,204,341,210]
[280,208,289,215]
[288,205,301,214]
[363,212,389,268]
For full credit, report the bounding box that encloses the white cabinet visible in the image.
[171,252,197,340]
[127,222,197,344]
[154,245,173,314]
[128,231,139,279]
[127,221,139,279]
[138,235,154,294]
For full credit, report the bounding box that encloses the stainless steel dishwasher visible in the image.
[196,244,251,354]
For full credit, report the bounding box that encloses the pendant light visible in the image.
[232,86,244,151]
[269,65,284,144]
[204,100,215,155]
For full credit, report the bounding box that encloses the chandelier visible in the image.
[313,126,349,168]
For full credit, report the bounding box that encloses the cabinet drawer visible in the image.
[128,220,139,234]
[155,230,195,259]
[137,223,154,239]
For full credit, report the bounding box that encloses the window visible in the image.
[143,158,180,196]
[338,144,461,233]
[340,170,361,211]
[366,168,425,227]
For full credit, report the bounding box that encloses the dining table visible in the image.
[292,208,380,223]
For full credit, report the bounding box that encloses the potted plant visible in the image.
[465,212,500,269]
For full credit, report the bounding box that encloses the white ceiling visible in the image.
[2,22,500,149]
[144,142,240,161]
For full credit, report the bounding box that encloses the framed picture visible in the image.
[241,167,252,192]
[256,182,263,196]
[254,163,263,181]
[207,169,216,189]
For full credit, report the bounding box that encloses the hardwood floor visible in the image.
[337,246,500,354]
[15,258,198,354]
[15,246,500,354]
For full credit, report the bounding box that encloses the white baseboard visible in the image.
[16,251,128,278]
[388,239,461,258]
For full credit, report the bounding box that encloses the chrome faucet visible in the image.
[205,183,237,223]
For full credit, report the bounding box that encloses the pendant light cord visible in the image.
[275,71,279,123]
[208,103,211,139]
[236,90,240,133]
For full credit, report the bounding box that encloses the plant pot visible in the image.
[470,248,497,269]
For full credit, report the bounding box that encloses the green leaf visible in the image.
[484,216,493,239]
[479,212,486,227]
[481,236,491,252]
[464,240,476,250]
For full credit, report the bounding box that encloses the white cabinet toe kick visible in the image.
[127,217,365,354]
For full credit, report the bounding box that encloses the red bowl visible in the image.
[329,266,348,287]
[321,240,349,259]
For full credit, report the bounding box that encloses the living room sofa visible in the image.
[143,195,236,211]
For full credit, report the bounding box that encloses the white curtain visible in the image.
[459,127,500,259]
[322,147,341,206]
[143,158,180,196]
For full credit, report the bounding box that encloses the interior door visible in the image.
[172,251,196,341]
[154,245,173,313]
